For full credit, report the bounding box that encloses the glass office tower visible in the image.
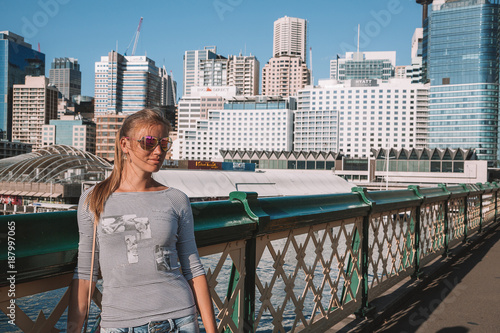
[0,31,45,140]
[423,0,500,165]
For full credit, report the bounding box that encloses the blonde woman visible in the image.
[68,109,217,333]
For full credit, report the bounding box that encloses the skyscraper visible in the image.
[0,31,45,140]
[420,0,500,165]
[183,46,220,96]
[273,16,307,63]
[263,16,311,98]
[94,51,161,115]
[49,57,81,101]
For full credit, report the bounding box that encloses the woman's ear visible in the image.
[120,137,130,154]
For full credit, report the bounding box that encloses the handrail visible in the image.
[0,182,499,332]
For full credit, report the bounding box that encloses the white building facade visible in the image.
[94,51,161,115]
[174,86,238,160]
[183,97,295,161]
[295,78,428,158]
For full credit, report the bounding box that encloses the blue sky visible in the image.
[2,0,423,98]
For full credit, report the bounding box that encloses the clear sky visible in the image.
[2,0,423,98]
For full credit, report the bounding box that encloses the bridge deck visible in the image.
[372,224,500,333]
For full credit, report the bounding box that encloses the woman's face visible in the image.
[122,123,169,175]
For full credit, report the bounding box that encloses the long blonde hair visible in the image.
[86,108,171,222]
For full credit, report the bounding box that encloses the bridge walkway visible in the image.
[372,224,500,333]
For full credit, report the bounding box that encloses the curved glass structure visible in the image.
[0,145,111,183]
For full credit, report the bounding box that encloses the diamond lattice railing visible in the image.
[448,197,465,241]
[468,195,481,231]
[482,193,495,226]
[420,201,446,258]
[367,209,415,298]
[253,217,363,332]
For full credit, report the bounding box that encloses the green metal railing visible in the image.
[0,182,499,332]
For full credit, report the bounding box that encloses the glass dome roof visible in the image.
[0,145,111,183]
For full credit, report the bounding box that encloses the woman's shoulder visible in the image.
[163,187,190,202]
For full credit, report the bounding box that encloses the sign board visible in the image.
[350,79,378,87]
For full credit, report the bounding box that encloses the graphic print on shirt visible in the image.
[154,245,179,272]
[101,214,152,263]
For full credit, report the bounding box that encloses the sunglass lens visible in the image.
[142,136,158,151]
[160,138,172,151]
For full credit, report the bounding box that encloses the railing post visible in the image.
[438,184,451,257]
[408,185,424,278]
[351,187,375,317]
[494,182,499,222]
[229,191,270,332]
[492,182,498,223]
[476,183,484,233]
[457,184,470,243]
[243,235,256,332]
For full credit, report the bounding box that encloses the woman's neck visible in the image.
[117,167,156,192]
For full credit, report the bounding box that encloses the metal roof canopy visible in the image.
[153,169,354,199]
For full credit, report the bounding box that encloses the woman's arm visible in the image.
[67,278,97,333]
[188,274,217,333]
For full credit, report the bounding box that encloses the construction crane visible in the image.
[124,17,143,56]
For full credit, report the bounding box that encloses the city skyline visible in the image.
[2,0,422,97]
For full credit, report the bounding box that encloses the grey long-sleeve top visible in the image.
[74,187,205,328]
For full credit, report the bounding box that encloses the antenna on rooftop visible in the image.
[357,24,360,53]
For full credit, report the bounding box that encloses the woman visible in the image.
[68,109,217,333]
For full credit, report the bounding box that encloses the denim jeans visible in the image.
[100,314,199,333]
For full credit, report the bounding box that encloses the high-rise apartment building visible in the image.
[42,114,96,154]
[295,78,428,158]
[183,46,220,96]
[12,76,58,150]
[94,51,161,115]
[49,58,81,100]
[420,0,500,165]
[330,51,396,81]
[0,31,45,140]
[227,54,260,96]
[262,56,310,97]
[273,16,307,63]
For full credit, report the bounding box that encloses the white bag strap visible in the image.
[84,219,98,332]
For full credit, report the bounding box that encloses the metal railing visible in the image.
[0,182,499,332]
